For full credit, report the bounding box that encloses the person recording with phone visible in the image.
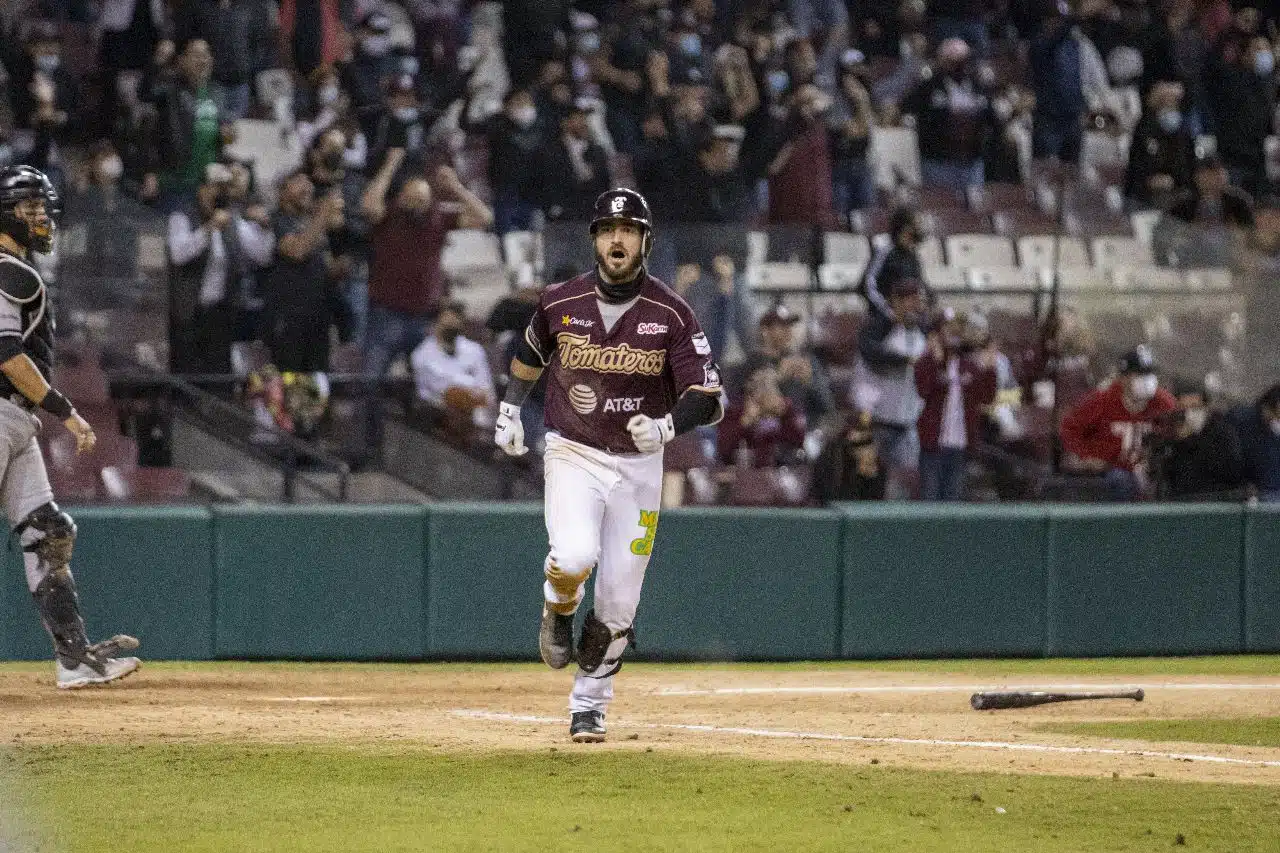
[166,163,273,375]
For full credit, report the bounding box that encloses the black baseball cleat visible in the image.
[539,606,575,669]
[570,710,606,743]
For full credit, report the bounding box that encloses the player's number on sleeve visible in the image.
[629,510,659,556]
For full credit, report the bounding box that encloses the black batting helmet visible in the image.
[590,187,653,255]
[0,165,60,254]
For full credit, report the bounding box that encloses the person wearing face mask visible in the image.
[828,49,877,222]
[307,129,371,345]
[461,87,546,235]
[409,300,495,435]
[3,23,76,183]
[1060,346,1177,501]
[863,206,934,319]
[1124,79,1195,207]
[360,149,493,384]
[1150,381,1246,501]
[340,11,398,131]
[1204,32,1275,195]
[368,73,429,174]
[1228,384,1280,503]
[536,99,611,222]
[295,68,368,171]
[901,38,998,191]
[853,279,929,499]
[913,308,997,501]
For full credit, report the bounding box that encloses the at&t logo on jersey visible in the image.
[603,397,644,413]
[636,322,667,335]
[568,384,598,414]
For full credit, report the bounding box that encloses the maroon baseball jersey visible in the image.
[524,270,722,454]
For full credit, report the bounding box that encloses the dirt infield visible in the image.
[2,663,1278,785]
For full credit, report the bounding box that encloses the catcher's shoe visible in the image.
[539,606,574,670]
[57,655,140,690]
[570,710,606,743]
[88,634,140,659]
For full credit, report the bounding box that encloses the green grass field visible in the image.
[5,746,1280,853]
[1039,718,1280,749]
[2,656,1278,852]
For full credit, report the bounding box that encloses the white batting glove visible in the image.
[494,402,528,456]
[627,413,674,454]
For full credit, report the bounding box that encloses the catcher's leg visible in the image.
[16,502,140,688]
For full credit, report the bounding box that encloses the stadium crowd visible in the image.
[0,0,1276,505]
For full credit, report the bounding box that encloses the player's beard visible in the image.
[595,245,643,286]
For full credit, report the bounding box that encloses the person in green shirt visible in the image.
[142,38,237,212]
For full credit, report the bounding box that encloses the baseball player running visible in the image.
[494,188,723,742]
[0,165,140,688]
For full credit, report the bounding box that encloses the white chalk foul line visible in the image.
[256,696,376,703]
[449,709,1280,768]
[656,683,1280,697]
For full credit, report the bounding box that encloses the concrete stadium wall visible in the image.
[0,503,1274,662]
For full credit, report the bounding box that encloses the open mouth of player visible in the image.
[608,247,627,261]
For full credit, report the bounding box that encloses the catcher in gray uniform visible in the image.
[0,165,140,688]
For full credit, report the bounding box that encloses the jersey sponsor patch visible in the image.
[703,363,721,388]
[561,315,594,328]
[691,332,711,355]
[636,322,667,335]
[602,396,643,413]
[568,384,598,414]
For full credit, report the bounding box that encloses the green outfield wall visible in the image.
[0,503,1274,661]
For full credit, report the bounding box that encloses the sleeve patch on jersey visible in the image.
[692,332,711,355]
[703,363,721,388]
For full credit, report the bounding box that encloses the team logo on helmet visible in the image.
[610,196,626,214]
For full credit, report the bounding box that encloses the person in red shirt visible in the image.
[1060,345,1177,500]
[717,365,807,468]
[359,147,493,381]
[914,309,997,500]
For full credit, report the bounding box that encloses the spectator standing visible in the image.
[913,309,997,500]
[306,127,371,346]
[1228,384,1280,503]
[342,11,398,138]
[167,164,274,374]
[175,0,277,120]
[828,49,877,221]
[902,38,996,191]
[1150,381,1246,500]
[537,99,610,222]
[717,365,807,468]
[368,72,428,174]
[592,0,658,156]
[1059,346,1177,500]
[143,38,233,211]
[278,0,347,78]
[1204,32,1275,196]
[98,0,170,78]
[863,207,932,318]
[3,22,78,182]
[467,86,545,235]
[1029,0,1089,164]
[852,279,928,498]
[1123,79,1195,208]
[360,148,493,381]
[767,83,836,227]
[263,170,348,373]
[1154,153,1255,268]
[811,410,888,502]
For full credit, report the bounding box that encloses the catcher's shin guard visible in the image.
[576,609,634,678]
[20,504,104,674]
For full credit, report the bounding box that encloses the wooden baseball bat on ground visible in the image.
[970,688,1145,710]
